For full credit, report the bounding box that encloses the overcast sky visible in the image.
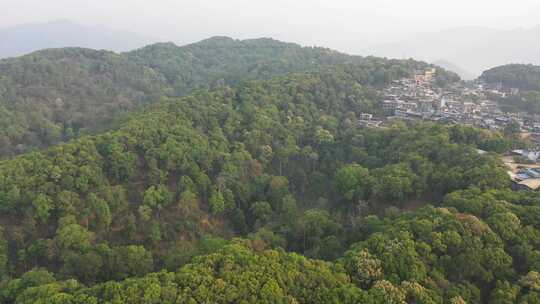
[3,0,540,53]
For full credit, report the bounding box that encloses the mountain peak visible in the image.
[202,36,235,42]
[193,36,237,46]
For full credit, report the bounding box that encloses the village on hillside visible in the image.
[361,68,540,190]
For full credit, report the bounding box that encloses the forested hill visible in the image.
[125,36,361,93]
[0,47,166,157]
[0,36,458,157]
[480,64,540,91]
[2,63,534,303]
[479,64,540,114]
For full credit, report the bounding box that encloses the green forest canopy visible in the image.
[480,64,540,114]
[0,36,459,157]
[481,64,540,91]
[1,61,533,303]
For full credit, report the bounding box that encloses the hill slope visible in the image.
[0,63,520,303]
[478,64,540,114]
[480,64,540,91]
[0,37,457,157]
[0,47,166,156]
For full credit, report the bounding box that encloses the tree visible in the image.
[250,201,273,226]
[62,251,103,284]
[280,195,298,227]
[335,164,370,204]
[504,119,521,136]
[111,245,153,280]
[231,208,248,234]
[1,268,59,302]
[314,127,335,145]
[372,163,416,202]
[319,236,343,261]
[142,185,172,218]
[148,221,162,243]
[88,194,112,232]
[0,227,7,277]
[209,188,225,215]
[55,224,94,258]
[344,249,383,288]
[370,280,406,304]
[138,205,153,222]
[487,212,521,241]
[520,272,540,292]
[297,209,341,255]
[32,194,52,223]
[56,191,80,217]
[490,281,519,304]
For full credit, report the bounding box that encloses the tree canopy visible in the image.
[1,43,533,303]
[0,37,458,158]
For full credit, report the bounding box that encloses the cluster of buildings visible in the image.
[353,68,540,191]
[370,68,540,136]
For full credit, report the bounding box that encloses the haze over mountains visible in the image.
[0,20,154,58]
[432,59,476,81]
[366,25,540,79]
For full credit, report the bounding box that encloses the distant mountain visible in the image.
[0,19,153,58]
[367,26,540,78]
[433,59,475,80]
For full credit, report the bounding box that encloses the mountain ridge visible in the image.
[0,36,457,157]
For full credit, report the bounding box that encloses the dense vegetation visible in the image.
[0,36,458,158]
[1,59,533,303]
[481,64,540,91]
[0,47,164,156]
[480,64,540,114]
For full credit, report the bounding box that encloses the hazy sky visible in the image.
[3,0,540,53]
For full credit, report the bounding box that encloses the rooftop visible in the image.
[518,179,540,190]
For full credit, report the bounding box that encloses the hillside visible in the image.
[0,19,152,59]
[1,63,532,303]
[367,25,540,77]
[0,37,457,158]
[479,64,540,114]
[0,47,167,155]
[480,64,540,91]
[125,36,363,95]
